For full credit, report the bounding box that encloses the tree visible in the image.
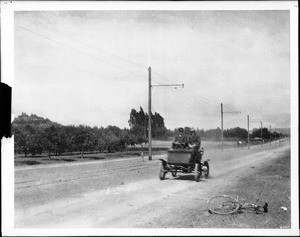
[94,126,106,152]
[72,125,97,158]
[27,131,48,156]
[15,125,48,156]
[104,126,123,152]
[128,107,168,146]
[251,127,270,139]
[44,125,60,159]
[204,127,222,141]
[151,112,167,139]
[13,126,29,156]
[64,125,78,153]
[224,127,248,140]
[56,127,68,155]
[128,107,147,147]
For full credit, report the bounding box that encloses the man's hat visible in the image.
[178,127,183,132]
[190,128,195,133]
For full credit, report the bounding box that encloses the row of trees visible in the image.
[173,126,283,141]
[13,108,169,157]
[251,127,282,140]
[13,110,284,157]
[13,124,128,158]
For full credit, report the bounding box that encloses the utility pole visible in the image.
[148,66,184,161]
[270,125,271,146]
[261,121,263,147]
[148,67,152,160]
[221,103,223,151]
[221,102,241,151]
[247,115,250,149]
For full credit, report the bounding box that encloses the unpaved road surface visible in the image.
[15,141,290,228]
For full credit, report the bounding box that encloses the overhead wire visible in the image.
[15,24,147,81]
[152,70,222,108]
[151,83,219,114]
[162,87,220,114]
[17,16,249,122]
[151,70,242,115]
[22,15,148,71]
[21,15,229,111]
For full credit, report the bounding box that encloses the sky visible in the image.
[13,9,291,130]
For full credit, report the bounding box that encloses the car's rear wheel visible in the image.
[195,163,201,182]
[203,161,209,179]
[159,162,166,180]
[171,169,177,177]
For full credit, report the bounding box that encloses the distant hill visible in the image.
[13,112,60,128]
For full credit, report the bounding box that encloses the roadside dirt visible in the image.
[15,141,291,228]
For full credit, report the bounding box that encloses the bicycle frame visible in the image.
[207,195,268,215]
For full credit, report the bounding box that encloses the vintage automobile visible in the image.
[158,144,209,182]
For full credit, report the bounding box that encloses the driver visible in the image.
[188,128,201,158]
[172,127,187,149]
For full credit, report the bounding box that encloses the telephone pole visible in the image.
[261,121,263,147]
[221,102,241,151]
[247,115,250,149]
[148,67,152,160]
[269,125,272,146]
[148,67,184,161]
[221,103,223,151]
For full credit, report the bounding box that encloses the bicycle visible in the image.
[207,195,268,215]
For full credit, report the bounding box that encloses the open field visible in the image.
[14,139,293,231]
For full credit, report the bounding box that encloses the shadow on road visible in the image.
[17,160,41,165]
[173,174,196,181]
[170,174,212,182]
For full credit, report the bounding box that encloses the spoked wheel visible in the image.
[159,162,166,180]
[203,161,209,179]
[207,195,240,215]
[171,169,177,177]
[194,163,201,182]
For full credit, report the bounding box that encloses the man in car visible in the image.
[188,128,201,150]
[188,128,202,161]
[172,127,187,149]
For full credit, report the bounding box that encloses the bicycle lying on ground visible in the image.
[207,195,268,215]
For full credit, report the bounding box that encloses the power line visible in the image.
[152,71,239,111]
[20,15,243,115]
[152,70,221,107]
[15,24,192,96]
[152,71,242,117]
[15,24,147,81]
[17,19,196,89]
[223,103,240,111]
[162,87,220,114]
[146,69,223,112]
[15,23,214,109]
[21,16,148,71]
[18,18,255,123]
[15,16,279,132]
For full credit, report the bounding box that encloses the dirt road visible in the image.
[15,141,290,228]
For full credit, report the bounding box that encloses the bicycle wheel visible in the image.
[207,195,240,215]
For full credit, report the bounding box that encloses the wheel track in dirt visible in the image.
[15,162,159,189]
[14,141,290,228]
